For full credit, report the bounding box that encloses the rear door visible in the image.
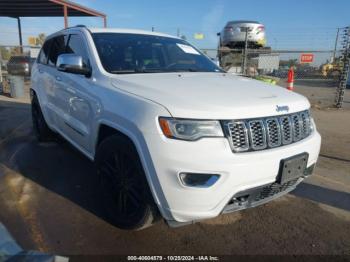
[43,35,67,131]
[33,39,57,129]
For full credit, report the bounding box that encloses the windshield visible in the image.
[92,33,223,74]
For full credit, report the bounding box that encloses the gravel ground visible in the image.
[0,82,349,257]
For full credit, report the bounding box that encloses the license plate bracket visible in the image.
[277,153,309,184]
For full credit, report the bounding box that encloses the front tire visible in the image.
[95,135,159,230]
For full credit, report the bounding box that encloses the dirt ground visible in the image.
[0,82,349,257]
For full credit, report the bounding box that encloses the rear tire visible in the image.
[31,95,55,142]
[95,134,159,230]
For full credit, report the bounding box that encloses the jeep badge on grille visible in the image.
[276,105,290,112]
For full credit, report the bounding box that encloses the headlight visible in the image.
[307,109,316,134]
[310,117,316,134]
[159,117,224,141]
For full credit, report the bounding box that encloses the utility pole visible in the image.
[0,48,2,84]
[177,28,180,37]
[63,5,68,28]
[151,27,154,32]
[241,28,249,75]
[333,28,340,62]
[17,17,23,53]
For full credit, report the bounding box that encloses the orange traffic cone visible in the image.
[287,67,294,91]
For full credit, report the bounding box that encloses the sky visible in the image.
[0,0,349,50]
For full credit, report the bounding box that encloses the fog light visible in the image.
[179,173,220,188]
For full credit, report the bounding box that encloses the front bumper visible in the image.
[143,129,321,224]
[223,33,266,46]
[223,164,314,214]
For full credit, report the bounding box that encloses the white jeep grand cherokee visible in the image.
[31,26,321,230]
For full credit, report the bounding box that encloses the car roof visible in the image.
[88,27,180,39]
[47,26,180,41]
[227,20,260,24]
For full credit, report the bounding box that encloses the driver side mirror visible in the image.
[56,54,91,77]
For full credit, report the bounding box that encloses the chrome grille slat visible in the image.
[300,111,310,138]
[292,114,302,141]
[248,120,267,150]
[224,110,312,153]
[265,118,282,147]
[279,116,293,145]
[226,121,249,152]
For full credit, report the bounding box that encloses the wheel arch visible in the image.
[29,87,52,127]
[30,88,37,101]
[94,120,173,221]
[96,123,136,151]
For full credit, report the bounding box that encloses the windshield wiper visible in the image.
[110,68,206,74]
[171,68,199,72]
[138,69,165,73]
[111,69,166,74]
[110,70,137,74]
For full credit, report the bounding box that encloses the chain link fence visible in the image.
[202,26,350,109]
[201,46,349,109]
[0,41,349,109]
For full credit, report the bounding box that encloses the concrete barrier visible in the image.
[8,75,25,98]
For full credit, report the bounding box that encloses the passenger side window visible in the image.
[38,40,51,64]
[66,34,90,67]
[47,35,67,66]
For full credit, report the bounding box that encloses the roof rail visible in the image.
[63,24,87,30]
[61,24,91,33]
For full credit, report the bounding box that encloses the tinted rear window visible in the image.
[38,40,51,64]
[9,56,29,63]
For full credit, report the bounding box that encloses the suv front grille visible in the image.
[223,110,312,153]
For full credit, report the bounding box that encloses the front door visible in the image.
[53,33,95,153]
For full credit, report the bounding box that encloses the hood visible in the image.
[110,72,310,119]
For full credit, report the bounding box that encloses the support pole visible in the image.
[17,17,23,53]
[242,28,249,75]
[0,47,3,84]
[63,5,68,28]
[333,28,340,62]
[103,17,107,28]
[335,26,350,108]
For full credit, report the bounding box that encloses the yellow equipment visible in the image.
[321,61,342,78]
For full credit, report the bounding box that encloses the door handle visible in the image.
[66,87,76,94]
[55,76,61,81]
